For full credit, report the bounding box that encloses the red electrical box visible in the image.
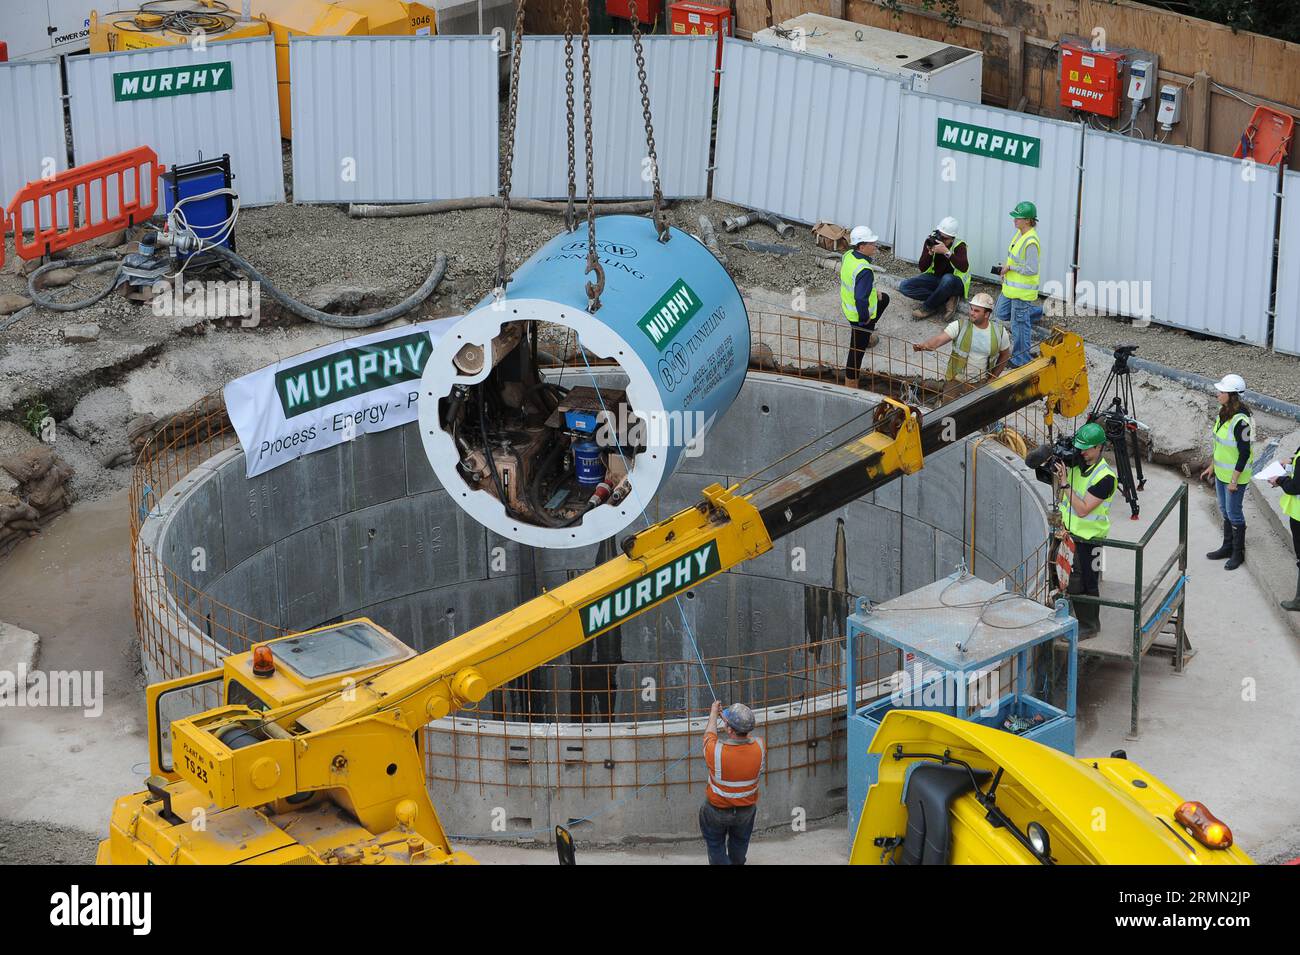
[1059,43,1124,118]
[669,2,732,87]
[606,0,664,22]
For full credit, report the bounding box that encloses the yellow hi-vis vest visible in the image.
[1212,412,1254,483]
[1281,448,1300,521]
[1002,227,1040,301]
[945,318,1005,381]
[924,237,972,298]
[840,252,878,325]
[1060,458,1116,541]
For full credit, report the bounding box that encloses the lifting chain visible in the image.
[563,0,577,233]
[627,0,670,243]
[494,0,529,297]
[580,0,605,311]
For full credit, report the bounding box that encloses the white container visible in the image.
[752,13,982,103]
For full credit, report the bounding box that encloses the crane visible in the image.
[97,331,1090,865]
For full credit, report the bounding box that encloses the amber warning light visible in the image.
[1175,801,1233,849]
[252,644,275,678]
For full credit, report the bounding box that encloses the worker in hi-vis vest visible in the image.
[899,215,971,320]
[911,291,1009,399]
[1199,374,1255,572]
[699,699,764,865]
[993,201,1043,369]
[840,225,889,385]
[1267,441,1300,612]
[1049,422,1117,639]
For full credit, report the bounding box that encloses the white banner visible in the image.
[224,319,455,478]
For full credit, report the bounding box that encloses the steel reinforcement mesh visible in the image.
[129,309,1065,796]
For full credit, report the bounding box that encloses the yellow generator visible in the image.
[90,3,272,53]
[91,2,437,139]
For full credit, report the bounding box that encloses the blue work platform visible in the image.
[845,572,1078,841]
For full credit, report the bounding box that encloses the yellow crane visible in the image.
[96,330,1240,865]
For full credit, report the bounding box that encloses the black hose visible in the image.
[199,245,448,329]
[527,438,571,528]
[26,253,124,312]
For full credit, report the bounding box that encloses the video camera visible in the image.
[1026,435,1085,473]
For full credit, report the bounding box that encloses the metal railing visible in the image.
[128,308,1062,797]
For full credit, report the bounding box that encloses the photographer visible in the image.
[1040,423,1117,639]
[899,216,970,320]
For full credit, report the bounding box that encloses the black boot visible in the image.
[1283,569,1300,612]
[1073,597,1101,638]
[1206,519,1233,560]
[1225,524,1246,571]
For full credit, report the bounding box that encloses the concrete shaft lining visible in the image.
[137,371,1051,841]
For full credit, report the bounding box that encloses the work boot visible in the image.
[867,331,881,347]
[1072,597,1101,639]
[912,306,935,319]
[1224,523,1246,571]
[943,296,959,319]
[1206,519,1233,560]
[1282,569,1300,612]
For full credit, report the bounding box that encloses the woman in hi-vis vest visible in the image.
[1267,441,1300,612]
[1199,374,1255,572]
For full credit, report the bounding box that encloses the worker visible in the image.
[899,215,971,319]
[911,291,1009,395]
[1051,422,1116,639]
[841,225,889,386]
[993,201,1042,368]
[699,699,764,865]
[1199,374,1255,571]
[1267,442,1300,612]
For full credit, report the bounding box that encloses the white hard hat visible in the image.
[970,292,995,310]
[850,225,879,246]
[936,216,959,236]
[1213,373,1246,394]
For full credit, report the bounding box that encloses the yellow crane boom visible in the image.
[99,332,1089,865]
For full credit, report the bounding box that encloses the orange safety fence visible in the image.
[6,146,163,261]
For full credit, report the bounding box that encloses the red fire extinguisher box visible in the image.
[669,2,732,86]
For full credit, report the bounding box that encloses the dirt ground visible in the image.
[3,196,1300,865]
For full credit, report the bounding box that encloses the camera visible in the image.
[1026,434,1086,473]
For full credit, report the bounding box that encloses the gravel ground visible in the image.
[0,819,98,865]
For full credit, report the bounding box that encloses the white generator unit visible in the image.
[752,13,982,103]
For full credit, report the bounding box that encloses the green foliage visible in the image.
[22,401,49,439]
[877,0,964,29]
[1133,1,1300,43]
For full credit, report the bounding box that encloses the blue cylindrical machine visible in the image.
[418,215,750,548]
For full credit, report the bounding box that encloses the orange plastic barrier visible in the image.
[1233,105,1295,168]
[6,146,163,260]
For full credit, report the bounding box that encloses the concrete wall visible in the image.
[139,372,1051,841]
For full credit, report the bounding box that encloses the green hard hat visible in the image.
[1072,422,1106,450]
[1010,201,1038,219]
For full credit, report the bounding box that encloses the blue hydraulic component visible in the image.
[162,155,236,263]
[564,409,600,434]
[844,572,1078,846]
[573,440,605,486]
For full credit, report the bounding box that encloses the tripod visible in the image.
[1089,345,1146,519]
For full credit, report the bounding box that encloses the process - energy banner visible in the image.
[224,319,454,478]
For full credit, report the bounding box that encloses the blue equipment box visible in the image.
[162,155,236,255]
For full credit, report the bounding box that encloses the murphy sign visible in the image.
[223,319,454,478]
[113,62,233,102]
[937,118,1041,167]
[638,279,702,351]
[579,542,722,637]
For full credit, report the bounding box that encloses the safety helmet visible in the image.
[936,216,959,236]
[969,292,995,310]
[850,225,879,246]
[1213,373,1246,394]
[721,703,756,734]
[1010,201,1038,220]
[1072,422,1107,450]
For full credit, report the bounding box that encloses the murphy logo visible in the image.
[275,332,431,418]
[580,542,721,637]
[113,62,232,102]
[637,279,701,351]
[937,118,1040,167]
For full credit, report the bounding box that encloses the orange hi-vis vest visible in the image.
[704,733,765,808]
